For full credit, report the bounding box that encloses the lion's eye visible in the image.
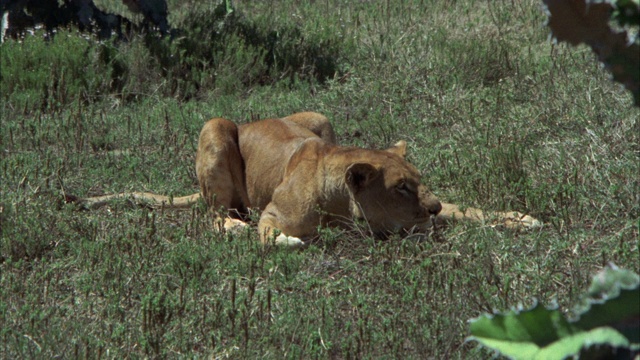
[396,182,410,194]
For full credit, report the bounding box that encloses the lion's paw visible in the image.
[275,234,306,248]
[502,212,542,229]
[224,218,249,233]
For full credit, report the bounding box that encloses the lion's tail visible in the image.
[67,192,202,210]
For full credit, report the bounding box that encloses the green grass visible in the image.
[1,0,638,358]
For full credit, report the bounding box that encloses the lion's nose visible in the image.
[428,201,442,216]
[422,197,441,216]
[418,186,442,217]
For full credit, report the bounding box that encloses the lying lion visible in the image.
[76,112,541,246]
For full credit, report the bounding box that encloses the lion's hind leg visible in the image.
[282,112,337,144]
[196,118,251,230]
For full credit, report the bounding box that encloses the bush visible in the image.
[0,30,110,112]
[0,1,346,107]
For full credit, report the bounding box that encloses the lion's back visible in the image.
[238,118,322,209]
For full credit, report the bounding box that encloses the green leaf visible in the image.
[467,265,640,359]
[586,265,640,299]
[536,327,630,360]
[469,303,577,347]
[467,303,580,359]
[469,320,631,360]
[543,0,640,105]
[466,336,540,359]
[576,266,640,342]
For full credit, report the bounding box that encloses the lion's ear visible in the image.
[386,140,407,158]
[346,163,379,193]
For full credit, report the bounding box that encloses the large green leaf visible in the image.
[468,303,578,360]
[543,0,640,105]
[468,303,577,346]
[536,327,630,360]
[576,266,640,342]
[467,265,640,359]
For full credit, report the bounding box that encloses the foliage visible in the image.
[0,1,346,104]
[157,0,344,98]
[543,0,640,105]
[467,264,640,359]
[0,31,113,111]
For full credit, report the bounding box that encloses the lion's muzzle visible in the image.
[422,196,442,216]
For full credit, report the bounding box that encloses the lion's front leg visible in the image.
[437,203,542,229]
[257,201,319,248]
[223,217,249,232]
[493,211,541,229]
[257,210,305,248]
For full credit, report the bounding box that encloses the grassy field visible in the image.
[1,0,638,358]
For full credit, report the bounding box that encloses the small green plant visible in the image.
[467,264,640,359]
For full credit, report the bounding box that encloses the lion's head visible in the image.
[345,141,442,236]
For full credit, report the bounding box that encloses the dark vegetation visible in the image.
[1,0,638,358]
[1,0,169,39]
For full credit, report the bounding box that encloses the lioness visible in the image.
[77,112,540,246]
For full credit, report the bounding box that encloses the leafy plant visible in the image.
[543,0,640,105]
[467,264,640,359]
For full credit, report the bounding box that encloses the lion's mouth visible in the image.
[401,216,437,233]
[405,217,433,229]
[384,217,431,233]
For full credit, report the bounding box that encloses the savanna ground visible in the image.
[1,0,638,358]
